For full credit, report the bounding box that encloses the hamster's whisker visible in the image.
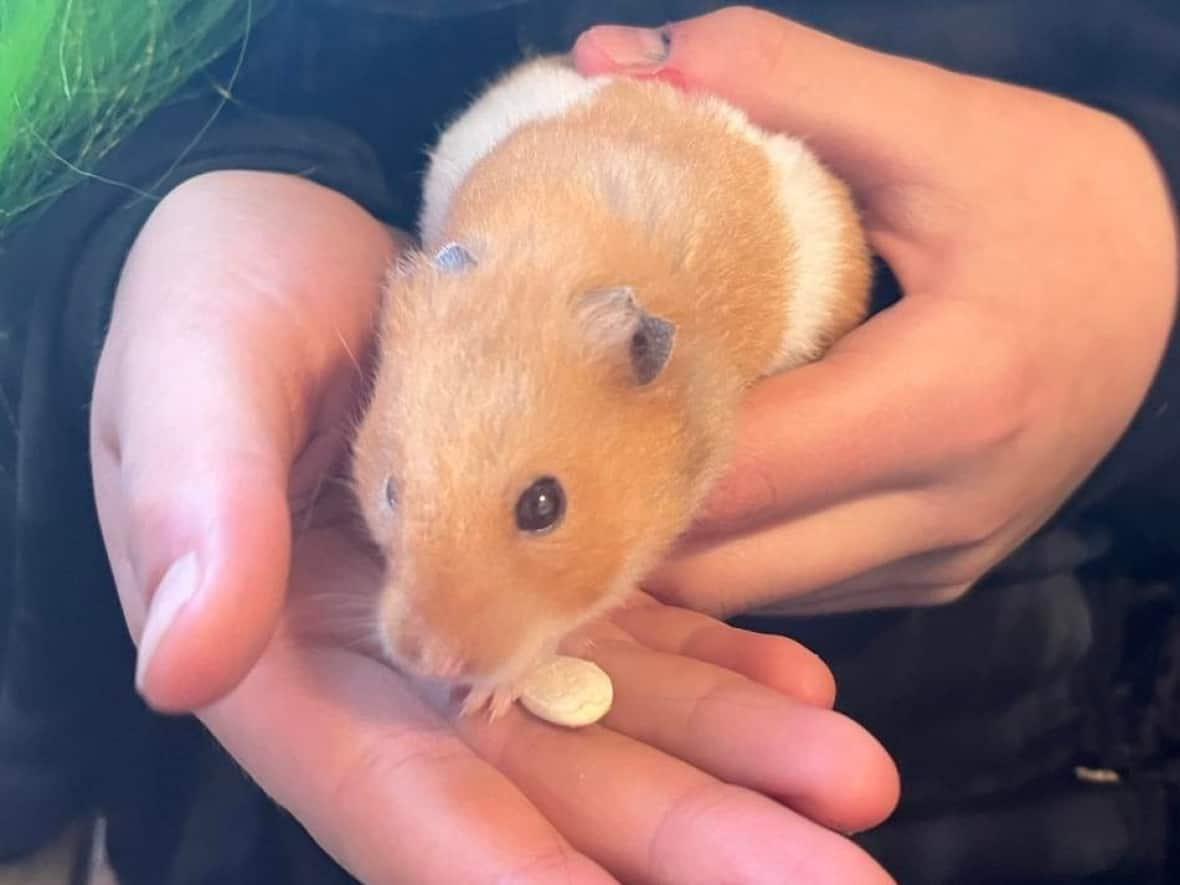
[334,325,364,380]
[295,474,328,537]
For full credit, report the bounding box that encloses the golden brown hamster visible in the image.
[350,56,871,717]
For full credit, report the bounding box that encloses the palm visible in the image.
[197,473,897,884]
[96,171,899,883]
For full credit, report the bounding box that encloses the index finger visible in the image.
[91,171,396,712]
[687,294,1019,539]
[573,7,973,194]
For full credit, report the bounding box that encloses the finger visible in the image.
[586,639,899,834]
[203,523,615,885]
[795,546,989,613]
[647,482,962,615]
[757,581,973,617]
[459,710,895,885]
[679,295,1027,543]
[572,7,974,198]
[91,442,293,709]
[606,596,837,707]
[90,171,396,712]
[203,640,614,885]
[751,512,1041,614]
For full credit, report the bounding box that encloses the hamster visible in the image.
[350,56,871,718]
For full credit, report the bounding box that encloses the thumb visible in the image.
[90,171,394,713]
[572,6,969,191]
[91,278,296,714]
[96,422,294,715]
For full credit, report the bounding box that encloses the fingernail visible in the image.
[585,25,671,70]
[135,552,200,692]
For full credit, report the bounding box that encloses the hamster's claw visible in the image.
[460,682,521,722]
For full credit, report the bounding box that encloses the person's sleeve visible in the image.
[0,93,395,858]
[1063,93,1180,520]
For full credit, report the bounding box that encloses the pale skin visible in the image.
[92,173,898,884]
[573,7,1179,617]
[88,5,1177,884]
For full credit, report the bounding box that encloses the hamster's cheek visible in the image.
[374,586,430,673]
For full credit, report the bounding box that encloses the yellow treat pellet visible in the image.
[519,655,613,728]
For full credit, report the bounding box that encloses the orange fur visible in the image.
[350,59,871,709]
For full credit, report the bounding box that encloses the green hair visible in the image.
[0,0,273,233]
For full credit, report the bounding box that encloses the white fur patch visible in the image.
[419,59,609,249]
[702,97,850,370]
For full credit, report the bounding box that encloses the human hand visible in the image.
[574,6,1179,616]
[90,169,899,883]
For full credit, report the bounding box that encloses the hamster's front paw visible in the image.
[460,681,522,722]
[458,656,615,727]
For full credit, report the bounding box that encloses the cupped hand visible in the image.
[90,169,898,883]
[574,6,1179,616]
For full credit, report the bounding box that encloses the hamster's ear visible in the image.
[577,286,676,386]
[433,241,476,272]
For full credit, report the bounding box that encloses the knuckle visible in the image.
[873,582,975,609]
[935,502,1009,550]
[713,5,775,28]
[924,582,975,606]
[885,576,977,608]
[921,540,998,589]
[910,464,1012,553]
[642,559,738,618]
[706,5,794,73]
[938,304,1038,461]
[972,346,1034,448]
[699,455,781,532]
[934,557,987,589]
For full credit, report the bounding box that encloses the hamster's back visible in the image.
[351,60,871,699]
[423,57,870,381]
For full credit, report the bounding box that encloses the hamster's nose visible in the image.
[388,627,467,680]
[381,586,525,682]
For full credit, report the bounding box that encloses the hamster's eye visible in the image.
[383,476,399,510]
[515,476,565,534]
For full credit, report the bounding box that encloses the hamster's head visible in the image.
[351,240,724,691]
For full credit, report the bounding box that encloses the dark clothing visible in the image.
[1,2,1178,883]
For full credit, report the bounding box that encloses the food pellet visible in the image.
[519,655,613,728]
